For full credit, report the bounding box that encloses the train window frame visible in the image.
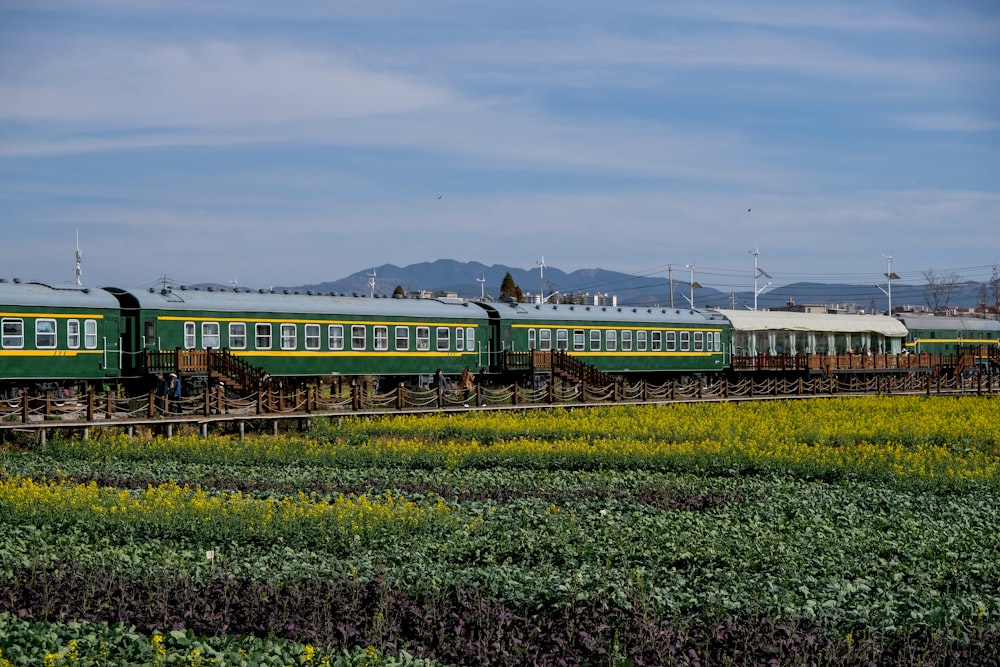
[651,330,661,351]
[305,324,320,350]
[395,326,410,351]
[352,324,366,351]
[466,327,475,352]
[280,324,297,350]
[621,330,632,352]
[574,329,586,351]
[328,324,344,350]
[714,331,722,351]
[202,322,221,349]
[374,326,389,351]
[539,328,552,351]
[255,323,272,350]
[556,329,569,351]
[694,331,704,352]
[637,330,647,351]
[665,331,676,352]
[436,327,450,352]
[416,326,430,351]
[680,331,690,351]
[590,329,601,351]
[455,327,464,351]
[35,318,57,349]
[67,319,80,349]
[184,322,196,349]
[528,328,536,350]
[229,323,247,350]
[2,318,24,349]
[605,329,617,351]
[84,320,97,349]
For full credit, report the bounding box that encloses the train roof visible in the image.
[715,309,908,337]
[106,286,488,321]
[0,280,121,310]
[479,300,727,325]
[893,314,1000,332]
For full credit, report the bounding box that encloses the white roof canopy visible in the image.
[714,309,908,337]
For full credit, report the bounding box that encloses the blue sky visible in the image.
[1,1,998,296]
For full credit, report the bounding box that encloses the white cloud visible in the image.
[0,40,455,127]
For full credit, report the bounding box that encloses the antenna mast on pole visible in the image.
[684,264,702,309]
[875,255,900,315]
[536,256,547,303]
[668,264,674,309]
[476,275,486,300]
[368,268,377,298]
[75,229,82,286]
[750,246,771,311]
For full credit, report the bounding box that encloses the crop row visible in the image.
[2,396,999,665]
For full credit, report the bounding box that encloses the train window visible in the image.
[466,327,475,351]
[352,325,366,351]
[665,331,676,351]
[2,318,24,348]
[680,331,690,351]
[281,324,297,350]
[305,324,320,350]
[556,329,569,351]
[590,330,601,351]
[396,326,410,351]
[255,324,272,350]
[605,330,617,351]
[84,320,97,349]
[574,329,586,351]
[67,319,80,349]
[455,327,464,351]
[328,324,344,350]
[436,327,450,351]
[715,331,722,351]
[621,330,632,351]
[229,323,246,350]
[184,322,196,349]
[637,330,647,351]
[416,326,430,350]
[651,330,661,351]
[539,329,552,351]
[36,319,57,348]
[374,326,389,351]
[694,331,704,351]
[202,322,220,349]
[528,329,536,349]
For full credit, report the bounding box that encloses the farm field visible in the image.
[1,396,999,666]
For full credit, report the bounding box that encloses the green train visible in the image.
[2,278,998,399]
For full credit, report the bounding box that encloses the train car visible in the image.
[105,285,492,389]
[478,300,731,380]
[715,309,909,375]
[895,314,1000,370]
[0,279,125,399]
[718,310,908,357]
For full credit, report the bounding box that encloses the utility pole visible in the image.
[875,255,900,315]
[368,268,377,298]
[668,264,674,309]
[684,264,702,309]
[477,275,486,300]
[750,247,771,311]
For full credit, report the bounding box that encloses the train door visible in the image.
[101,315,122,379]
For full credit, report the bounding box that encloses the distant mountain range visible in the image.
[268,259,992,312]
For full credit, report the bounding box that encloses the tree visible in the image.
[922,269,962,314]
[500,272,523,302]
[392,284,405,298]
